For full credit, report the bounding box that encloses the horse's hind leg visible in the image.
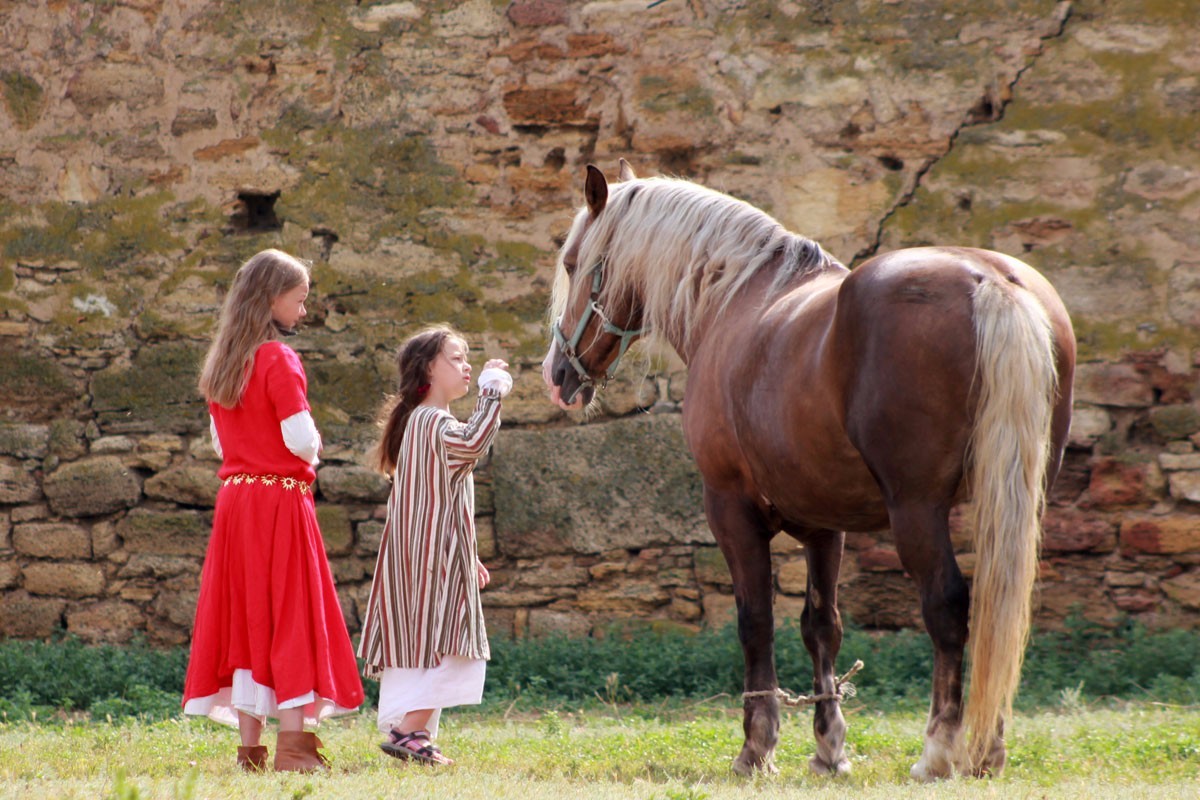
[891,503,970,781]
[706,487,780,776]
[793,528,851,777]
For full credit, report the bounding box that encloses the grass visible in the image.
[0,703,1197,799]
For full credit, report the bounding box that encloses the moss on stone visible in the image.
[91,342,208,434]
[265,119,467,245]
[0,70,44,129]
[638,75,715,117]
[1072,318,1200,360]
[0,351,77,407]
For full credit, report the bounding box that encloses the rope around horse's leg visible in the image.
[742,660,865,708]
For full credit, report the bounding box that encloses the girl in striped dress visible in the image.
[357,325,512,766]
[183,249,364,773]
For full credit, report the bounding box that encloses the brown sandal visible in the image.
[380,729,453,766]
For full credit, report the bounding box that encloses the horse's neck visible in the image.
[674,248,843,363]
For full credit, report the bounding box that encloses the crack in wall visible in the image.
[856,1,1075,264]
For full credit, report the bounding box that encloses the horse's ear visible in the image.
[584,164,608,217]
[618,158,636,182]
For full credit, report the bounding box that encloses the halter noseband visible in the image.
[552,261,644,398]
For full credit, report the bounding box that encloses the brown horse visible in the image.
[541,161,1075,779]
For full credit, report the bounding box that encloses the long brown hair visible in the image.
[372,325,467,475]
[198,249,311,408]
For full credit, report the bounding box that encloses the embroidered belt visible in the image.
[221,473,311,494]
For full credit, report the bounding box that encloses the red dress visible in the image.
[182,341,364,725]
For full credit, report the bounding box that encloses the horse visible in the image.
[541,160,1076,780]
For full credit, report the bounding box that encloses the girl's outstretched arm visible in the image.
[443,360,511,460]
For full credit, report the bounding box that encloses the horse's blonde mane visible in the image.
[550,176,842,352]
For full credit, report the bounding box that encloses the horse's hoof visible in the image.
[910,759,951,783]
[732,754,778,777]
[809,756,851,777]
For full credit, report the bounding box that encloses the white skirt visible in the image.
[183,668,357,728]
[377,655,486,737]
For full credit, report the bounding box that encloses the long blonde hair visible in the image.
[199,249,311,408]
[372,325,466,475]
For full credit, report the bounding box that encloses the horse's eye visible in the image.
[563,259,577,276]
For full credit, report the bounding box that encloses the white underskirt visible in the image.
[183,668,357,728]
[377,655,486,737]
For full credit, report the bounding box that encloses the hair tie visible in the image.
[417,383,430,397]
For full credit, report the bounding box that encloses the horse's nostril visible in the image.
[554,364,567,387]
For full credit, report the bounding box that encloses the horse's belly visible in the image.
[758,463,890,532]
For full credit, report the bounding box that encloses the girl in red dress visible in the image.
[183,249,364,773]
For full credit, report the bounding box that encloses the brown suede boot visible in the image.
[274,731,331,773]
[236,745,269,772]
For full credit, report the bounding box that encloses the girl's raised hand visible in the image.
[483,358,509,372]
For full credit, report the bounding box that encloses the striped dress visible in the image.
[357,389,502,677]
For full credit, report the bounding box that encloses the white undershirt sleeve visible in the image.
[209,415,223,460]
[477,366,513,397]
[280,410,321,465]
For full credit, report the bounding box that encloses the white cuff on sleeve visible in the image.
[209,415,223,460]
[478,367,513,397]
[281,411,321,465]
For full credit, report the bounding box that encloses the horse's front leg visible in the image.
[891,503,970,781]
[706,487,779,776]
[795,528,851,777]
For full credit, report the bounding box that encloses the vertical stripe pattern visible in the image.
[358,391,502,676]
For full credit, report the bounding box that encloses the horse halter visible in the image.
[552,261,644,397]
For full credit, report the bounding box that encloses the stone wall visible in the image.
[0,0,1198,645]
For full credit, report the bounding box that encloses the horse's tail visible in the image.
[962,276,1057,773]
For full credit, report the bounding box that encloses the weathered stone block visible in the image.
[493,415,710,557]
[1161,570,1200,610]
[91,342,207,434]
[700,591,736,629]
[117,554,199,579]
[528,608,592,637]
[1169,471,1200,503]
[1084,457,1161,508]
[356,519,384,557]
[1074,362,1153,407]
[154,585,200,629]
[1068,405,1111,446]
[693,546,732,585]
[1160,453,1200,471]
[43,456,141,517]
[331,556,370,584]
[1149,404,1200,440]
[574,579,669,613]
[12,522,91,559]
[0,591,66,637]
[0,560,19,589]
[66,600,146,644]
[143,466,221,507]
[0,423,49,458]
[776,558,808,594]
[1041,507,1118,553]
[513,556,588,587]
[66,62,163,114]
[317,504,354,556]
[502,83,590,126]
[507,0,567,27]
[117,509,211,556]
[317,465,390,503]
[0,351,79,420]
[858,546,904,572]
[23,562,106,598]
[1120,515,1200,555]
[0,460,40,504]
[476,515,497,561]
